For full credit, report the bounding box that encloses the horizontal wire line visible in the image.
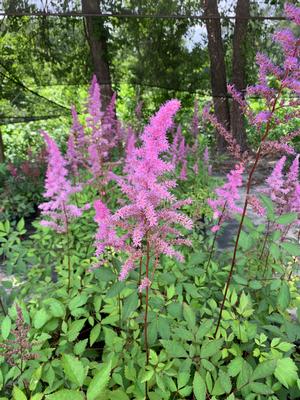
[0,11,289,21]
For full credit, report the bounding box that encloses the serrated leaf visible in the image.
[45,390,84,400]
[252,360,276,381]
[109,390,129,400]
[12,387,27,400]
[74,339,88,355]
[274,358,298,388]
[67,319,86,342]
[249,382,273,395]
[281,242,300,256]
[69,295,88,311]
[157,317,171,339]
[277,212,298,225]
[1,316,11,340]
[87,361,112,400]
[200,339,223,359]
[33,308,50,329]
[277,282,290,310]
[161,340,188,358]
[219,370,231,393]
[90,324,101,346]
[196,319,213,340]
[141,369,154,383]
[29,366,43,391]
[62,354,86,387]
[183,303,196,330]
[106,282,125,298]
[122,292,138,320]
[193,372,206,400]
[44,299,65,318]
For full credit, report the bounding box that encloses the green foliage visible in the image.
[0,197,299,399]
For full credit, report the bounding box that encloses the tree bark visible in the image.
[81,0,113,110]
[0,130,5,163]
[203,0,230,152]
[231,0,250,151]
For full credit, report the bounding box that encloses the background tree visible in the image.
[203,0,229,151]
[231,0,250,151]
[82,0,113,110]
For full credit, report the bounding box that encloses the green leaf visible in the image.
[281,242,300,256]
[33,308,50,329]
[252,360,276,381]
[122,292,138,320]
[45,390,84,400]
[249,382,273,395]
[74,339,88,355]
[219,370,231,393]
[157,317,171,339]
[161,340,188,358]
[67,319,86,342]
[274,358,298,388]
[30,394,43,400]
[90,324,101,346]
[109,390,129,400]
[29,366,43,391]
[260,195,275,219]
[44,299,65,318]
[200,339,223,359]
[106,282,125,298]
[69,294,88,311]
[277,282,290,310]
[87,361,112,400]
[270,243,281,260]
[249,280,262,290]
[183,303,196,330]
[196,320,213,340]
[277,212,298,225]
[17,219,25,232]
[62,354,86,387]
[193,372,206,400]
[141,369,154,383]
[12,387,27,400]
[167,302,182,319]
[1,316,11,340]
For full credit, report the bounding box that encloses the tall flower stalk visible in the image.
[204,3,300,337]
[94,100,193,396]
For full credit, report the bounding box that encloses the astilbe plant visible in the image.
[170,125,188,180]
[39,132,88,291]
[66,75,121,195]
[263,155,300,237]
[93,100,193,389]
[0,305,37,372]
[39,132,86,234]
[203,3,300,336]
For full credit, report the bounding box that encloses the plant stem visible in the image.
[205,203,226,272]
[144,238,150,399]
[0,297,6,316]
[138,256,143,308]
[62,204,72,293]
[214,73,289,337]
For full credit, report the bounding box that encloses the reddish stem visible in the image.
[213,62,294,337]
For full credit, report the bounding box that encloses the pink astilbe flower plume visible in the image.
[94,100,193,286]
[263,155,300,233]
[39,132,87,233]
[208,164,244,231]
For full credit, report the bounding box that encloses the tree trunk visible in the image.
[203,0,230,152]
[0,130,5,163]
[81,0,113,110]
[231,0,250,151]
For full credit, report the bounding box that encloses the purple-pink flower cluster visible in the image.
[94,100,193,287]
[39,132,87,233]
